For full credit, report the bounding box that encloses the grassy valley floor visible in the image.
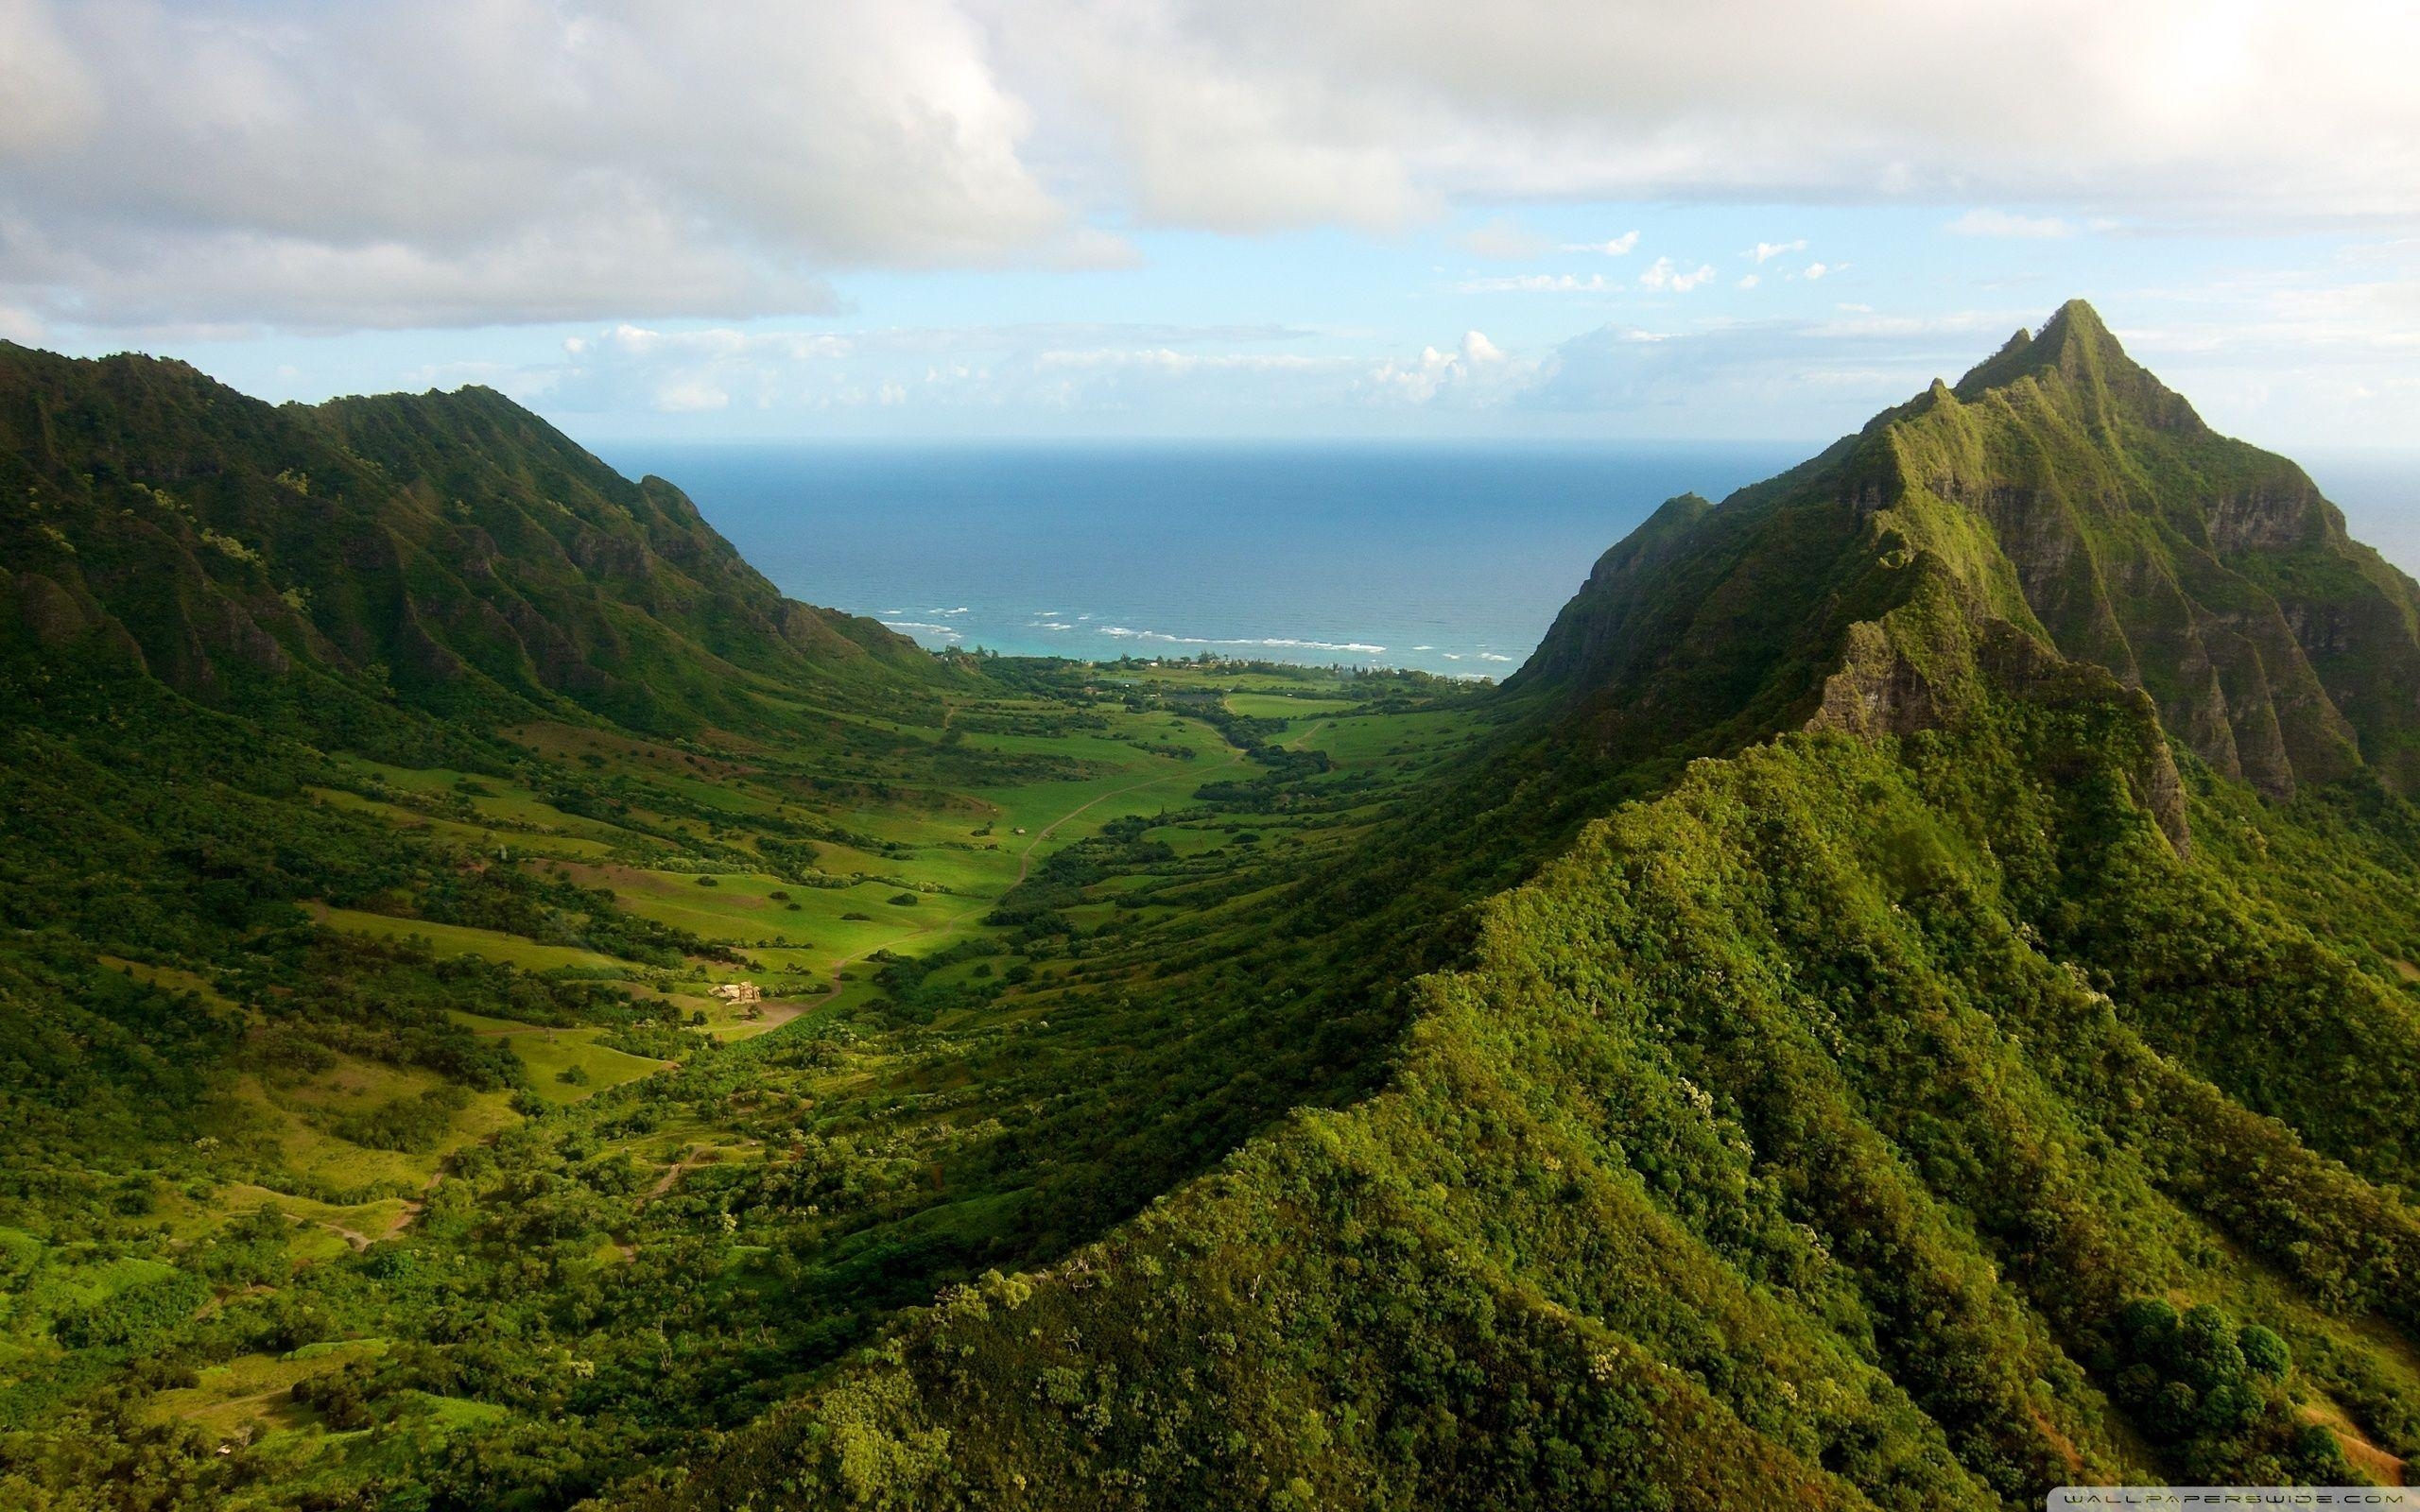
[0,654,1486,1511]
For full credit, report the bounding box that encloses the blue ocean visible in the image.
[599,441,2420,680]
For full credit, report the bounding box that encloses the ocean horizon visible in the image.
[600,438,2420,680]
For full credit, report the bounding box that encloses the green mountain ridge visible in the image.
[1512,300,2420,804]
[0,343,938,749]
[622,303,2420,1509]
[1,308,2418,1512]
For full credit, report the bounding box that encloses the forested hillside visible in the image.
[1509,301,2420,800]
[0,343,938,749]
[624,305,2420,1509]
[2,310,2416,1512]
[0,345,1478,1509]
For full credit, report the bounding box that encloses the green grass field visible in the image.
[310,904,638,973]
[15,659,1480,1506]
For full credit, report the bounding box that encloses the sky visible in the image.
[1,0,2415,449]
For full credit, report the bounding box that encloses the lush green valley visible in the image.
[3,306,2419,1510]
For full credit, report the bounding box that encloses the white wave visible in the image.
[1029,621,1076,631]
[882,620,964,638]
[1095,625,1386,656]
[1411,644,1436,651]
[1477,652,1514,662]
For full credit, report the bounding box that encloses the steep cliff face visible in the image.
[1888,301,2401,798]
[0,344,938,742]
[1510,301,2420,804]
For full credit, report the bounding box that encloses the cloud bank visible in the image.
[1,0,2413,331]
[0,0,1083,330]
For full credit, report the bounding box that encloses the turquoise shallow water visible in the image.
[596,440,2420,679]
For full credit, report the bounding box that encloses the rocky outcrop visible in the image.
[1806,620,1937,739]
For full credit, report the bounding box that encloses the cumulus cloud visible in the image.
[1457,272,1616,293]
[1008,0,1427,232]
[1368,329,1530,404]
[1946,209,2078,238]
[469,279,2420,445]
[1566,232,1641,255]
[0,0,1086,330]
[1751,240,1807,264]
[6,0,2416,334]
[996,0,2420,232]
[488,318,1538,421]
[1029,348,1327,374]
[1639,257,1717,293]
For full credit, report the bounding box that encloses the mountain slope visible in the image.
[630,304,2420,1510]
[1511,301,2420,801]
[0,343,937,746]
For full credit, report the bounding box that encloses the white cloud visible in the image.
[6,0,2417,331]
[0,0,95,155]
[497,318,1542,421]
[1639,257,1717,293]
[1520,310,2048,430]
[1945,209,2078,238]
[1367,329,1530,403]
[2102,249,2420,444]
[1565,232,1640,255]
[1752,240,1807,264]
[1737,274,1760,290]
[1016,2,1426,232]
[1030,347,1326,373]
[0,0,1087,330]
[1796,309,2017,341]
[480,284,2420,449]
[999,0,2420,232]
[653,378,731,413]
[1460,216,1553,259]
[1458,272,1616,294]
[1802,262,1842,280]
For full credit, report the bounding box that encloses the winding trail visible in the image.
[642,1150,705,1206]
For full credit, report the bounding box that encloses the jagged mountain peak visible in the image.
[1512,301,2420,812]
[1944,297,2206,434]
